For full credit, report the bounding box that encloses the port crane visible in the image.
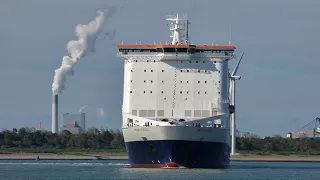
[287,117,320,138]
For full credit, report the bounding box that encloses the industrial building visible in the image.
[60,113,86,134]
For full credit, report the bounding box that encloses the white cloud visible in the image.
[96,108,105,118]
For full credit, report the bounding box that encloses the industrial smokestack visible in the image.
[51,11,105,134]
[52,94,58,133]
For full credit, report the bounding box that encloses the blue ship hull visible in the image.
[125,140,230,168]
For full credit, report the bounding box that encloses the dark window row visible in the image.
[179,69,218,73]
[131,60,220,64]
[181,60,208,63]
[163,48,189,53]
[129,91,219,94]
[179,80,208,83]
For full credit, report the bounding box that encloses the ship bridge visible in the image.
[117,44,236,61]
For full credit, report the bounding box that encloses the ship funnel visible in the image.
[52,94,58,133]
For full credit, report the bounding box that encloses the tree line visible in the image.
[236,134,320,155]
[1,128,320,155]
[0,127,125,151]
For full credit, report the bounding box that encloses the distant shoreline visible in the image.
[0,153,127,160]
[1,153,320,162]
[230,154,320,162]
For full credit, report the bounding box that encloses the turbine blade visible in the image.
[231,52,244,76]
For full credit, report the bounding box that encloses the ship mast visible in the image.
[166,13,187,44]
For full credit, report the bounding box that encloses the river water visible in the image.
[0,160,319,180]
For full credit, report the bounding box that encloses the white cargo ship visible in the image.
[117,13,237,168]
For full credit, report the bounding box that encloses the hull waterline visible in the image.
[125,140,230,168]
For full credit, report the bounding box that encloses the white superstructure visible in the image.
[118,13,235,130]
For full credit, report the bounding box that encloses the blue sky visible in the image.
[1,0,320,137]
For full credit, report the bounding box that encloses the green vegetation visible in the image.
[1,128,320,155]
[0,127,126,154]
[236,135,320,155]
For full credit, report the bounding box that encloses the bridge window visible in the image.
[164,48,175,52]
[177,48,188,53]
[157,48,163,53]
[188,48,196,54]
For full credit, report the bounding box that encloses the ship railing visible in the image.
[191,54,234,59]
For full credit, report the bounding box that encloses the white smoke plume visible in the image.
[96,108,105,118]
[78,105,88,113]
[52,11,105,95]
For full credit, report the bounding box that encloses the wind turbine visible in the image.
[229,52,244,155]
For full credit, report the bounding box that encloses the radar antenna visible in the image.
[166,13,187,44]
[229,28,232,45]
